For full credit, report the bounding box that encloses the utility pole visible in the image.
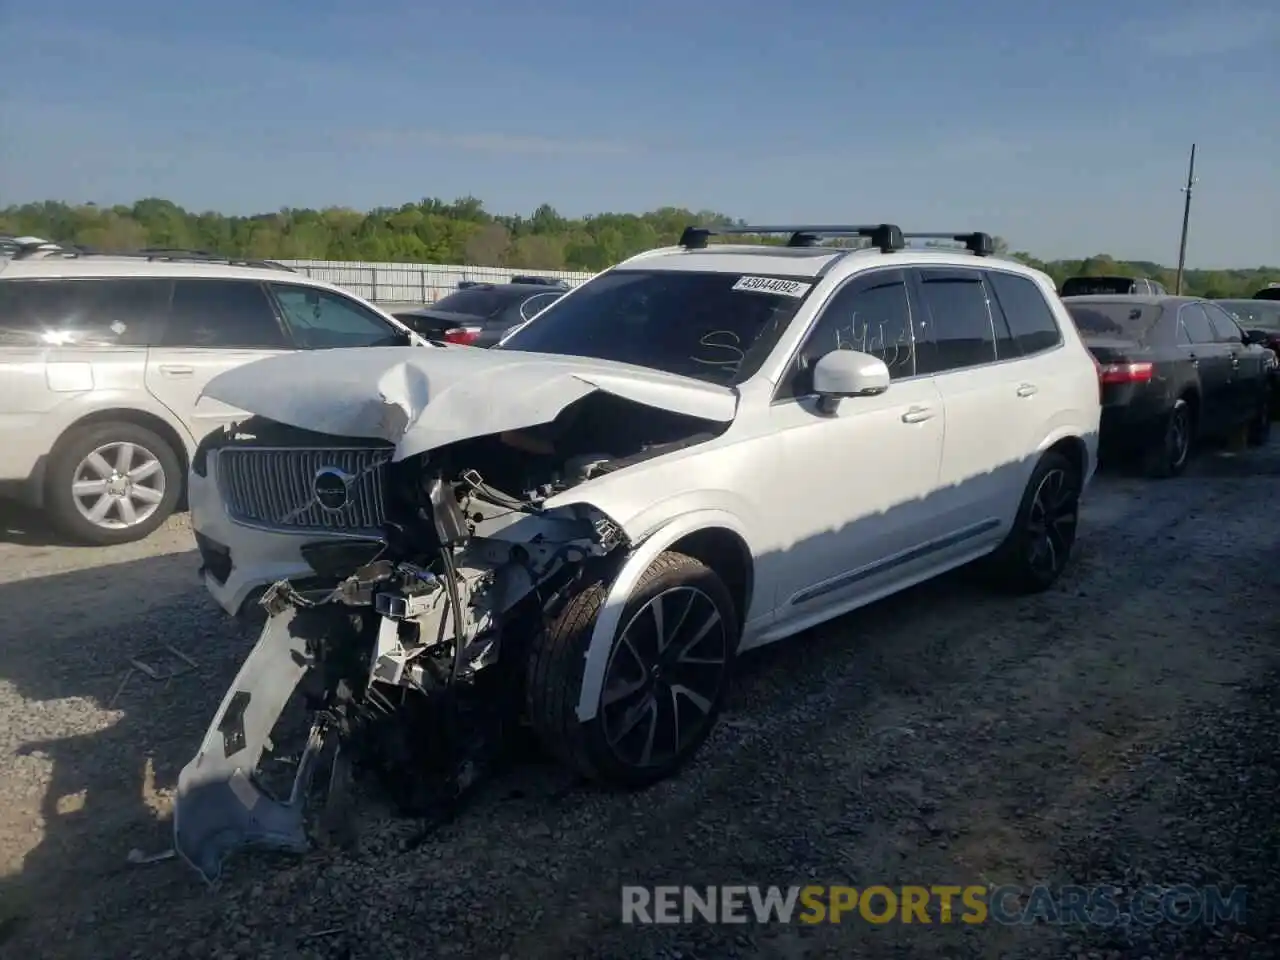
[1174,143,1197,295]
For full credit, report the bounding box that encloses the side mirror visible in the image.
[812,350,890,413]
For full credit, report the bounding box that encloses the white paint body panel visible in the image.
[190,245,1102,725]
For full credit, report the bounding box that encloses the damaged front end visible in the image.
[175,460,626,883]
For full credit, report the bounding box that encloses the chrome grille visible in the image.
[216,447,391,534]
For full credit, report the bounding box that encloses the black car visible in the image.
[1218,298,1280,416]
[392,277,568,347]
[1060,275,1167,297]
[1064,295,1272,477]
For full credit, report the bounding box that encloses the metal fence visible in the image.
[278,259,596,305]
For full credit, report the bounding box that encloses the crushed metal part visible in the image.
[175,450,631,882]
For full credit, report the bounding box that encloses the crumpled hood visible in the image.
[200,346,738,460]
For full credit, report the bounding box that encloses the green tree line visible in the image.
[3,198,1276,298]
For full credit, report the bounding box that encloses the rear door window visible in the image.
[1202,303,1245,343]
[0,278,171,346]
[1178,303,1217,344]
[162,279,289,348]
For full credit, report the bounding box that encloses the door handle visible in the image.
[158,364,194,377]
[1230,355,1240,368]
[901,406,935,423]
[1016,383,1039,398]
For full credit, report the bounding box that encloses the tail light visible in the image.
[1098,361,1154,384]
[442,326,482,345]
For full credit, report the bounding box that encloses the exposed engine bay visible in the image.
[175,391,728,882]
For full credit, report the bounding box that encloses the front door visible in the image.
[1176,302,1233,436]
[763,268,945,624]
[145,278,294,444]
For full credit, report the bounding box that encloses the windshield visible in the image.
[1065,301,1163,339]
[428,287,519,319]
[495,269,813,385]
[1218,300,1280,329]
[1061,276,1137,297]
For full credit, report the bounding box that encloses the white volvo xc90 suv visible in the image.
[176,224,1101,881]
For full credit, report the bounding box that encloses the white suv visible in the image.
[175,224,1100,881]
[0,248,421,544]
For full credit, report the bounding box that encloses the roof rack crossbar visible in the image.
[678,223,906,253]
[899,232,996,257]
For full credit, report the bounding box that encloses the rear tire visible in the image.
[525,551,738,788]
[44,421,182,546]
[985,451,1081,594]
[1143,399,1192,478]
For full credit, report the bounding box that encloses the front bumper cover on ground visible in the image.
[173,606,328,884]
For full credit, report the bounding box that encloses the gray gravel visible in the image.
[0,444,1278,959]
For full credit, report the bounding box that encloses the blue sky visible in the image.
[1,0,1277,267]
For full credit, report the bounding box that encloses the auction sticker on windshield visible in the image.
[732,276,812,298]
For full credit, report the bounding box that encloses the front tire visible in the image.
[986,451,1081,594]
[44,421,183,546]
[525,551,738,788]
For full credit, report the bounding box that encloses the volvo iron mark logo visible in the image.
[313,467,354,512]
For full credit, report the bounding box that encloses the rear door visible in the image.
[0,277,166,480]
[145,278,294,443]
[1176,302,1233,435]
[984,269,1069,479]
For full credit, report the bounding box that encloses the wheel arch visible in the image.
[573,509,753,723]
[50,408,192,503]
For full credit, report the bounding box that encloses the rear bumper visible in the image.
[1099,399,1168,451]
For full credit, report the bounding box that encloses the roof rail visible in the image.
[678,224,906,253]
[509,274,568,287]
[136,248,297,271]
[10,244,294,271]
[899,232,996,257]
[677,224,998,257]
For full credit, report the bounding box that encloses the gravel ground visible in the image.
[0,444,1277,960]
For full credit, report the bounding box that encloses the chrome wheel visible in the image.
[1025,468,1078,580]
[600,586,729,770]
[71,441,167,529]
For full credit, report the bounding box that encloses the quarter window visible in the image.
[987,271,1063,356]
[777,270,914,399]
[912,268,998,373]
[164,279,288,348]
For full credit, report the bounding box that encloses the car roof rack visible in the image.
[678,224,906,253]
[10,243,296,271]
[135,247,296,271]
[509,274,568,287]
[677,224,996,257]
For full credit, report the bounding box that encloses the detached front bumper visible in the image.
[174,605,329,883]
